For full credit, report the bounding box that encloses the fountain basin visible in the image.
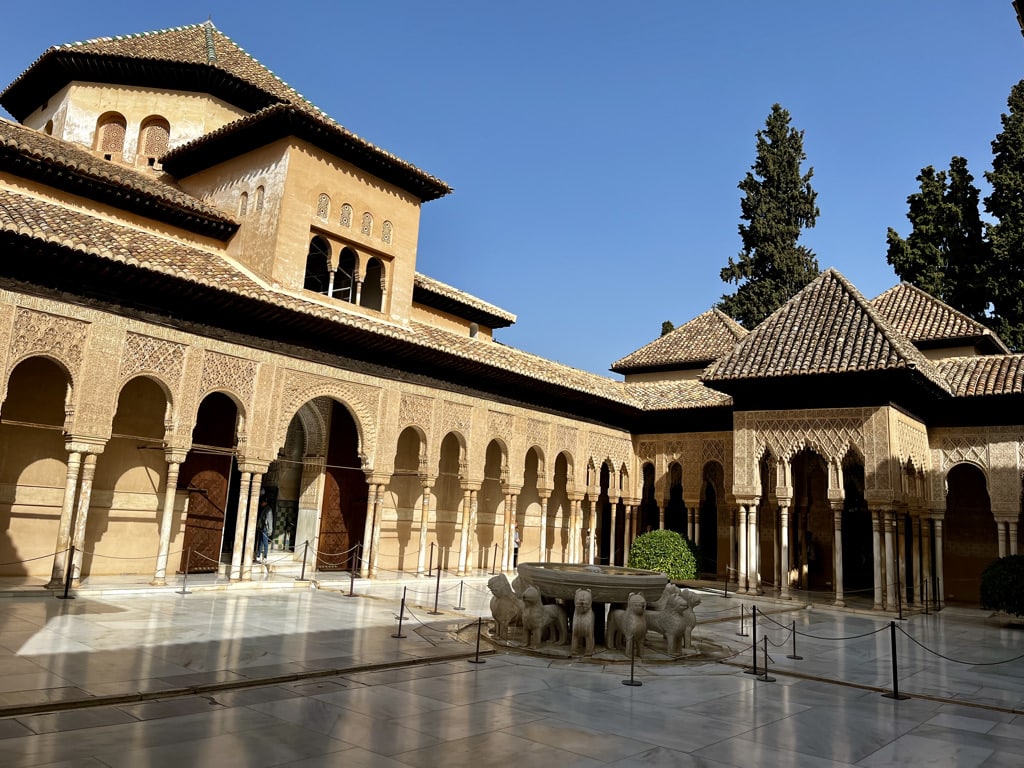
[516,562,668,603]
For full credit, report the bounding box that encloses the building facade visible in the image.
[0,23,1020,608]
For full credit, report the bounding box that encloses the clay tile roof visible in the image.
[703,268,950,392]
[871,282,1009,353]
[162,104,451,201]
[611,309,747,373]
[0,117,235,236]
[936,355,1024,397]
[413,273,516,327]
[623,380,733,410]
[0,184,727,413]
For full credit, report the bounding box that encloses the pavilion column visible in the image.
[832,504,845,607]
[538,492,551,561]
[608,500,619,566]
[728,507,736,587]
[687,507,695,541]
[737,505,748,593]
[242,471,265,580]
[370,482,387,577]
[1010,521,1019,556]
[416,479,434,576]
[568,496,582,563]
[359,483,378,578]
[921,515,933,605]
[884,509,896,609]
[933,516,945,602]
[506,491,520,571]
[457,485,473,576]
[693,506,701,547]
[748,503,760,595]
[872,509,883,610]
[229,471,253,581]
[152,451,186,586]
[48,447,84,588]
[997,519,1008,559]
[70,450,102,584]
[779,501,791,599]
[911,513,923,607]
[588,497,598,564]
[658,504,665,531]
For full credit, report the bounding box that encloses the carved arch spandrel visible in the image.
[4,309,88,401]
[274,372,381,468]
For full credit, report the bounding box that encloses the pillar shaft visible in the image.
[417,484,432,575]
[70,453,99,583]
[230,471,252,581]
[152,458,183,585]
[48,449,83,588]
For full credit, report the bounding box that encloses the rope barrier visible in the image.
[895,624,1024,666]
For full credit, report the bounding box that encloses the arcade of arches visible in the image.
[0,308,1020,612]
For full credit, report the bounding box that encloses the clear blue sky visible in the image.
[2,2,1021,376]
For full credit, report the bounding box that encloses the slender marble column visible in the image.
[687,507,694,541]
[48,449,83,588]
[934,518,945,602]
[872,510,883,610]
[507,493,520,570]
[832,506,845,607]
[152,456,184,585]
[457,487,472,576]
[921,516,933,604]
[884,510,896,609]
[1011,521,1019,556]
[748,506,760,594]
[70,453,99,584]
[609,502,618,566]
[911,515,923,607]
[371,485,386,577]
[998,520,1008,559]
[417,483,432,575]
[737,506,748,593]
[779,503,791,599]
[569,497,581,563]
[539,494,550,560]
[242,473,264,580]
[229,471,252,581]
[694,506,701,547]
[360,485,377,578]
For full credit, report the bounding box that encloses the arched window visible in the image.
[340,203,353,228]
[382,220,393,245]
[139,116,170,166]
[360,212,373,236]
[360,257,384,311]
[304,236,332,294]
[254,186,265,212]
[238,191,249,217]
[95,112,127,158]
[333,248,357,302]
[316,194,331,220]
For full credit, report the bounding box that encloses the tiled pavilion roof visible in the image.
[937,355,1024,397]
[872,282,1009,353]
[703,269,950,393]
[412,273,516,328]
[1,22,450,201]
[611,309,747,373]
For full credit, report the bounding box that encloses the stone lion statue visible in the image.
[487,573,523,640]
[521,585,568,649]
[647,582,681,612]
[607,592,647,659]
[570,588,595,656]
[646,587,701,656]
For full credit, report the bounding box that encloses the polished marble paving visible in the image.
[0,576,1021,766]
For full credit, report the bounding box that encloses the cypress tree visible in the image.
[719,104,820,328]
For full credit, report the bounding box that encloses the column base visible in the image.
[833,598,846,608]
[150,578,167,587]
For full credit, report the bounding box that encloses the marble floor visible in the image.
[0,576,1021,767]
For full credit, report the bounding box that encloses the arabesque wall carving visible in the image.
[10,308,87,377]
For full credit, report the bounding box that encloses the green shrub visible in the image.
[627,529,697,582]
[981,555,1024,617]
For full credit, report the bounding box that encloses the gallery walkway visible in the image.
[0,572,1021,766]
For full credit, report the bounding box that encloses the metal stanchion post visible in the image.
[427,542,434,578]
[490,543,498,575]
[622,644,642,687]
[392,587,408,638]
[736,605,748,636]
[468,617,486,664]
[786,619,803,660]
[296,541,309,582]
[757,635,776,682]
[176,548,192,595]
[882,620,910,700]
[455,580,465,611]
[745,605,759,675]
[57,545,75,600]
[348,566,355,597]
[429,562,443,615]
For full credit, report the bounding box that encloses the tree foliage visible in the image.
[985,80,1024,351]
[886,157,991,322]
[627,529,697,582]
[719,104,820,328]
[660,320,675,337]
[980,555,1024,617]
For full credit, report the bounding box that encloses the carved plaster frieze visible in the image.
[399,393,433,432]
[120,333,186,389]
[10,308,87,377]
